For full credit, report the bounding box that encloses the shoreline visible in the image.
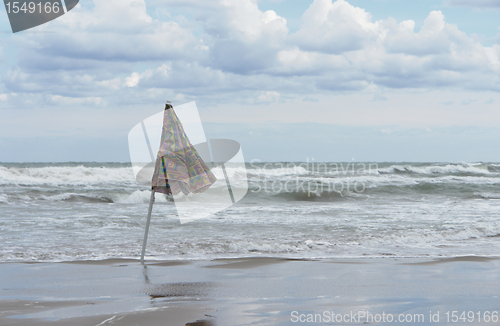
[2,253,500,264]
[1,256,500,325]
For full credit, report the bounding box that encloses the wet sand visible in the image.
[1,257,500,325]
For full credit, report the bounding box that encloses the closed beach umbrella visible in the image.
[140,101,217,263]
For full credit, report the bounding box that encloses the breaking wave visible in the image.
[0,165,136,186]
[377,163,491,175]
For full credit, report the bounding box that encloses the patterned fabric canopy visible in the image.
[151,104,216,195]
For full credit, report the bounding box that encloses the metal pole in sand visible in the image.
[140,100,171,264]
[140,188,155,264]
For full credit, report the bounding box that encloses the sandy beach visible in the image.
[1,256,500,325]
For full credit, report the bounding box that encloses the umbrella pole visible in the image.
[140,188,155,264]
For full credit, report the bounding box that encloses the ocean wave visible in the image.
[3,225,500,262]
[113,190,170,204]
[472,192,500,200]
[488,164,500,172]
[246,173,500,201]
[0,165,136,186]
[373,226,500,246]
[246,166,308,177]
[0,194,8,204]
[40,190,175,204]
[268,190,349,202]
[0,190,165,204]
[40,193,114,203]
[378,163,491,175]
[1,163,497,188]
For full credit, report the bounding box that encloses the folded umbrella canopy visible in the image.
[152,102,216,195]
[141,102,216,263]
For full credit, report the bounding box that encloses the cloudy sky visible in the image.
[1,0,500,162]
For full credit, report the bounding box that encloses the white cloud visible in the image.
[40,5,199,62]
[187,0,289,73]
[2,0,500,109]
[125,73,141,88]
[291,0,380,54]
[218,1,287,42]
[275,2,500,92]
[256,91,280,103]
[4,0,500,164]
[174,93,185,101]
[126,61,289,102]
[275,48,349,75]
[383,11,456,56]
[124,64,169,88]
[49,95,105,106]
[2,0,201,99]
[96,78,122,90]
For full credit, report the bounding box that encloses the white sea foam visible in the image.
[0,163,495,188]
[473,192,500,199]
[0,165,136,186]
[2,162,500,262]
[246,166,308,177]
[2,225,500,262]
[39,193,84,201]
[378,163,491,175]
[113,190,170,204]
[0,194,8,203]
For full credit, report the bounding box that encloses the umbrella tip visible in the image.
[165,100,173,110]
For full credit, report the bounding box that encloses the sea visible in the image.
[1,161,500,262]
